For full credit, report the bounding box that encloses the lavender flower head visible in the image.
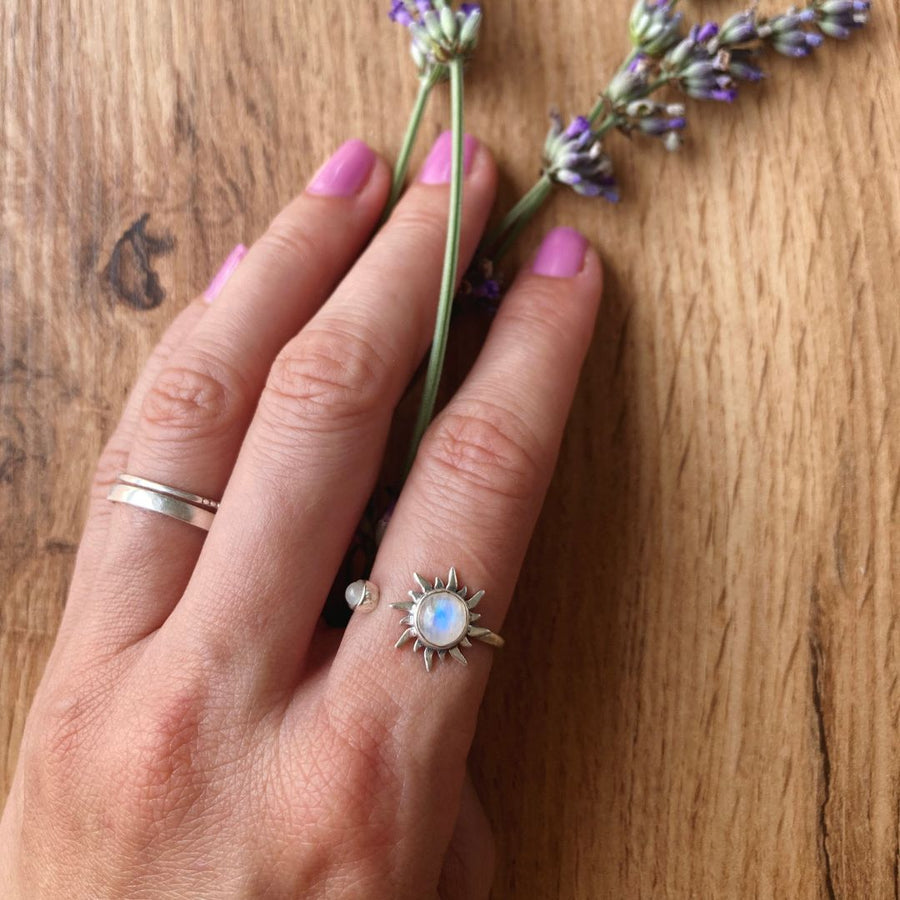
[389,1,482,76]
[629,0,685,56]
[543,113,619,201]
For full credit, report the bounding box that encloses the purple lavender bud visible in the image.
[637,115,686,136]
[629,0,684,56]
[564,116,591,139]
[717,10,758,46]
[768,11,808,34]
[607,67,650,107]
[666,35,696,67]
[819,0,855,13]
[389,0,414,26]
[728,51,765,81]
[772,30,820,57]
[628,52,649,73]
[696,22,720,44]
[681,59,717,80]
[817,19,852,38]
[637,117,669,136]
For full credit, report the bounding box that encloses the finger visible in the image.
[172,133,497,692]
[84,140,390,648]
[51,293,212,658]
[330,227,602,882]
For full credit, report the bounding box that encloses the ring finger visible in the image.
[329,227,603,886]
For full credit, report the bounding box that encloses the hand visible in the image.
[0,133,602,898]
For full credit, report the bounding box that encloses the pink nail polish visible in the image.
[418,131,479,184]
[307,139,377,197]
[532,227,588,279]
[204,244,247,302]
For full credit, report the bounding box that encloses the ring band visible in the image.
[107,474,219,531]
[115,474,220,512]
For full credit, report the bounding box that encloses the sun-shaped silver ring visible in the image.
[391,567,504,672]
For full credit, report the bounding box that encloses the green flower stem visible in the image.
[486,174,554,261]
[386,71,439,217]
[483,174,552,258]
[404,58,465,476]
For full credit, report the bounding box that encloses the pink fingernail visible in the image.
[532,227,588,279]
[204,244,247,302]
[307,139,377,197]
[418,131,479,184]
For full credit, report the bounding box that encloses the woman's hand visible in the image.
[0,133,602,898]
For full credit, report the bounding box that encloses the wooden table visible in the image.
[2,2,898,896]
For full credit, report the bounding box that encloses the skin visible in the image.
[0,137,602,898]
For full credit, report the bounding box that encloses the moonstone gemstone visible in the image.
[344,580,378,611]
[416,591,469,649]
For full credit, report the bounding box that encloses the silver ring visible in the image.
[391,567,504,672]
[107,474,219,531]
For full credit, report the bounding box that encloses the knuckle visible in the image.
[112,667,226,827]
[262,323,390,434]
[259,214,322,271]
[388,203,447,251]
[419,399,546,505]
[140,354,249,444]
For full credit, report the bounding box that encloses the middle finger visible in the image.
[168,133,496,692]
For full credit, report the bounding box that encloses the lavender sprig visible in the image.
[481,0,872,263]
[388,1,483,472]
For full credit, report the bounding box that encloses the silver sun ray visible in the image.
[396,627,416,648]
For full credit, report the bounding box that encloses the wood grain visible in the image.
[2,2,898,896]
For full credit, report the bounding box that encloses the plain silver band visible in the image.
[115,473,220,512]
[107,483,216,531]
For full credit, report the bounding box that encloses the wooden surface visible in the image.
[2,2,899,896]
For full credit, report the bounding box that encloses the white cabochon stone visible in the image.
[416,590,469,649]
